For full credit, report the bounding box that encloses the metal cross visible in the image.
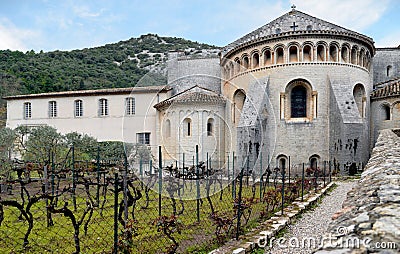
[291,4,296,10]
[290,22,298,31]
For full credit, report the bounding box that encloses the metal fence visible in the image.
[0,146,333,253]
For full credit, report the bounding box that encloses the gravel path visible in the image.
[265,181,356,254]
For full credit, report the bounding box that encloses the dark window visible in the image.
[384,105,390,120]
[207,119,214,136]
[137,133,150,145]
[75,100,83,117]
[291,86,307,117]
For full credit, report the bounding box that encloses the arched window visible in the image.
[233,89,246,125]
[276,47,284,64]
[207,118,214,136]
[317,45,325,61]
[165,119,171,137]
[74,100,83,117]
[243,56,249,69]
[309,155,320,169]
[289,46,298,62]
[276,155,288,170]
[235,59,241,74]
[275,28,281,34]
[303,45,312,62]
[387,65,392,77]
[353,84,366,118]
[252,53,259,68]
[291,86,307,118]
[393,102,400,120]
[383,105,390,120]
[184,118,191,136]
[351,47,357,65]
[329,45,338,62]
[306,25,312,31]
[264,49,271,66]
[341,46,349,63]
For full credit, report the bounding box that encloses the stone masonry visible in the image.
[315,129,400,253]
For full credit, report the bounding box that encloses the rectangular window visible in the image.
[137,132,150,145]
[125,97,135,115]
[99,98,108,116]
[75,100,83,117]
[48,101,57,118]
[24,102,31,119]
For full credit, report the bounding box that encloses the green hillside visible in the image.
[0,34,220,126]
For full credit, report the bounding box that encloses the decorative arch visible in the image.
[283,79,316,120]
[183,118,192,136]
[392,101,400,120]
[234,57,241,74]
[353,84,366,118]
[288,45,299,63]
[329,42,339,62]
[341,43,350,63]
[309,154,321,169]
[242,55,249,69]
[351,46,358,65]
[207,118,214,136]
[387,65,393,77]
[380,103,391,121]
[233,89,246,125]
[251,51,260,68]
[276,154,288,170]
[316,42,327,62]
[302,43,313,62]
[164,119,171,138]
[274,45,285,64]
[262,47,272,66]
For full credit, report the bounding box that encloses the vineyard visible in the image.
[0,145,333,254]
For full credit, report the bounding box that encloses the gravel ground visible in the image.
[264,181,356,254]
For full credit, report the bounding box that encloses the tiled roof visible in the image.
[154,86,225,109]
[3,85,172,100]
[371,78,400,99]
[221,9,374,57]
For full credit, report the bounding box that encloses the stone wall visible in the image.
[373,48,400,86]
[316,129,400,253]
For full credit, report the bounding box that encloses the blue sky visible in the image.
[0,0,399,52]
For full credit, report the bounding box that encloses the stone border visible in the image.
[210,182,335,254]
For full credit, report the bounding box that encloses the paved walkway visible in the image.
[265,181,356,254]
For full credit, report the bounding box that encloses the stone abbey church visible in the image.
[5,8,400,174]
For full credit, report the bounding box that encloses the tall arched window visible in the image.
[353,84,366,118]
[276,47,284,64]
[351,47,358,65]
[289,45,298,62]
[207,118,214,136]
[252,53,259,68]
[233,89,246,125]
[164,119,171,137]
[291,86,307,118]
[383,105,390,120]
[317,45,325,62]
[303,45,312,62]
[329,44,338,62]
[387,65,392,77]
[184,118,191,136]
[276,155,288,170]
[264,49,271,66]
[243,56,249,69]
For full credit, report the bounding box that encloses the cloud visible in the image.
[0,18,40,51]
[375,32,400,48]
[72,5,105,18]
[289,0,391,31]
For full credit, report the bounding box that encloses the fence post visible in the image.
[232,151,235,199]
[323,161,326,187]
[301,163,305,202]
[51,152,55,196]
[113,172,118,254]
[182,153,185,194]
[227,155,230,187]
[123,154,128,225]
[260,151,263,200]
[158,146,162,217]
[315,161,318,192]
[96,146,100,205]
[329,160,332,183]
[236,161,244,240]
[281,167,285,216]
[71,145,77,211]
[196,145,200,223]
[288,156,291,185]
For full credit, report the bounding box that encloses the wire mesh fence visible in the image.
[0,146,334,253]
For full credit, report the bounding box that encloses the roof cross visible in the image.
[291,4,296,10]
[290,21,298,32]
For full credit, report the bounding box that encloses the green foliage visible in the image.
[0,127,15,160]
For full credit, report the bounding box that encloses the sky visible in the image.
[0,0,399,52]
